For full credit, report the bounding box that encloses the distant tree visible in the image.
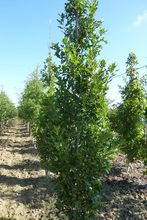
[36,0,116,219]
[140,74,147,166]
[108,104,120,133]
[0,91,17,126]
[35,52,57,162]
[18,68,44,132]
[118,52,146,163]
[140,74,147,122]
[41,51,56,91]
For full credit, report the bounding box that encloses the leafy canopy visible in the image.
[0,91,17,125]
[36,0,116,219]
[18,68,44,128]
[118,52,146,162]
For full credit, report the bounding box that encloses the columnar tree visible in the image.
[140,74,147,166]
[18,68,44,133]
[0,91,17,126]
[41,51,56,91]
[37,0,116,218]
[141,74,147,123]
[35,52,57,162]
[118,52,146,163]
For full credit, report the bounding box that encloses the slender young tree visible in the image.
[41,51,56,91]
[36,0,116,218]
[141,74,147,123]
[18,68,44,132]
[35,51,57,163]
[0,90,17,126]
[140,74,147,166]
[118,52,146,163]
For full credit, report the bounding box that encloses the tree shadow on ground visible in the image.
[0,174,47,187]
[0,174,54,209]
[108,165,124,176]
[16,124,30,137]
[8,144,37,156]
[118,198,146,220]
[0,139,10,147]
[0,121,56,212]
[0,160,41,171]
[16,133,30,137]
[99,169,147,220]
[0,218,16,220]
[18,180,54,208]
[16,128,30,137]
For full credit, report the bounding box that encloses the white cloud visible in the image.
[134,11,147,27]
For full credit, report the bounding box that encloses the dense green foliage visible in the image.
[141,74,147,122]
[108,104,120,133]
[118,52,146,162]
[35,0,116,219]
[18,68,44,131]
[17,1,147,218]
[0,91,17,126]
[35,52,57,160]
[140,74,147,166]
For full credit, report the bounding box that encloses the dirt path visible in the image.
[0,118,54,220]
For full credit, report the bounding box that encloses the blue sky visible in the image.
[0,0,147,105]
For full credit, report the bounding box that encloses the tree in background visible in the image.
[18,68,44,133]
[36,0,116,218]
[118,52,146,163]
[0,90,17,126]
[107,103,120,133]
[140,74,147,122]
[41,50,56,91]
[140,73,147,166]
[35,52,57,164]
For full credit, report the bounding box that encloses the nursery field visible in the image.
[0,119,55,219]
[0,0,147,219]
[0,119,146,219]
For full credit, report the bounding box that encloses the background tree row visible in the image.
[0,90,17,129]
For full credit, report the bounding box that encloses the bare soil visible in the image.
[97,155,147,220]
[0,118,146,219]
[0,118,54,220]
